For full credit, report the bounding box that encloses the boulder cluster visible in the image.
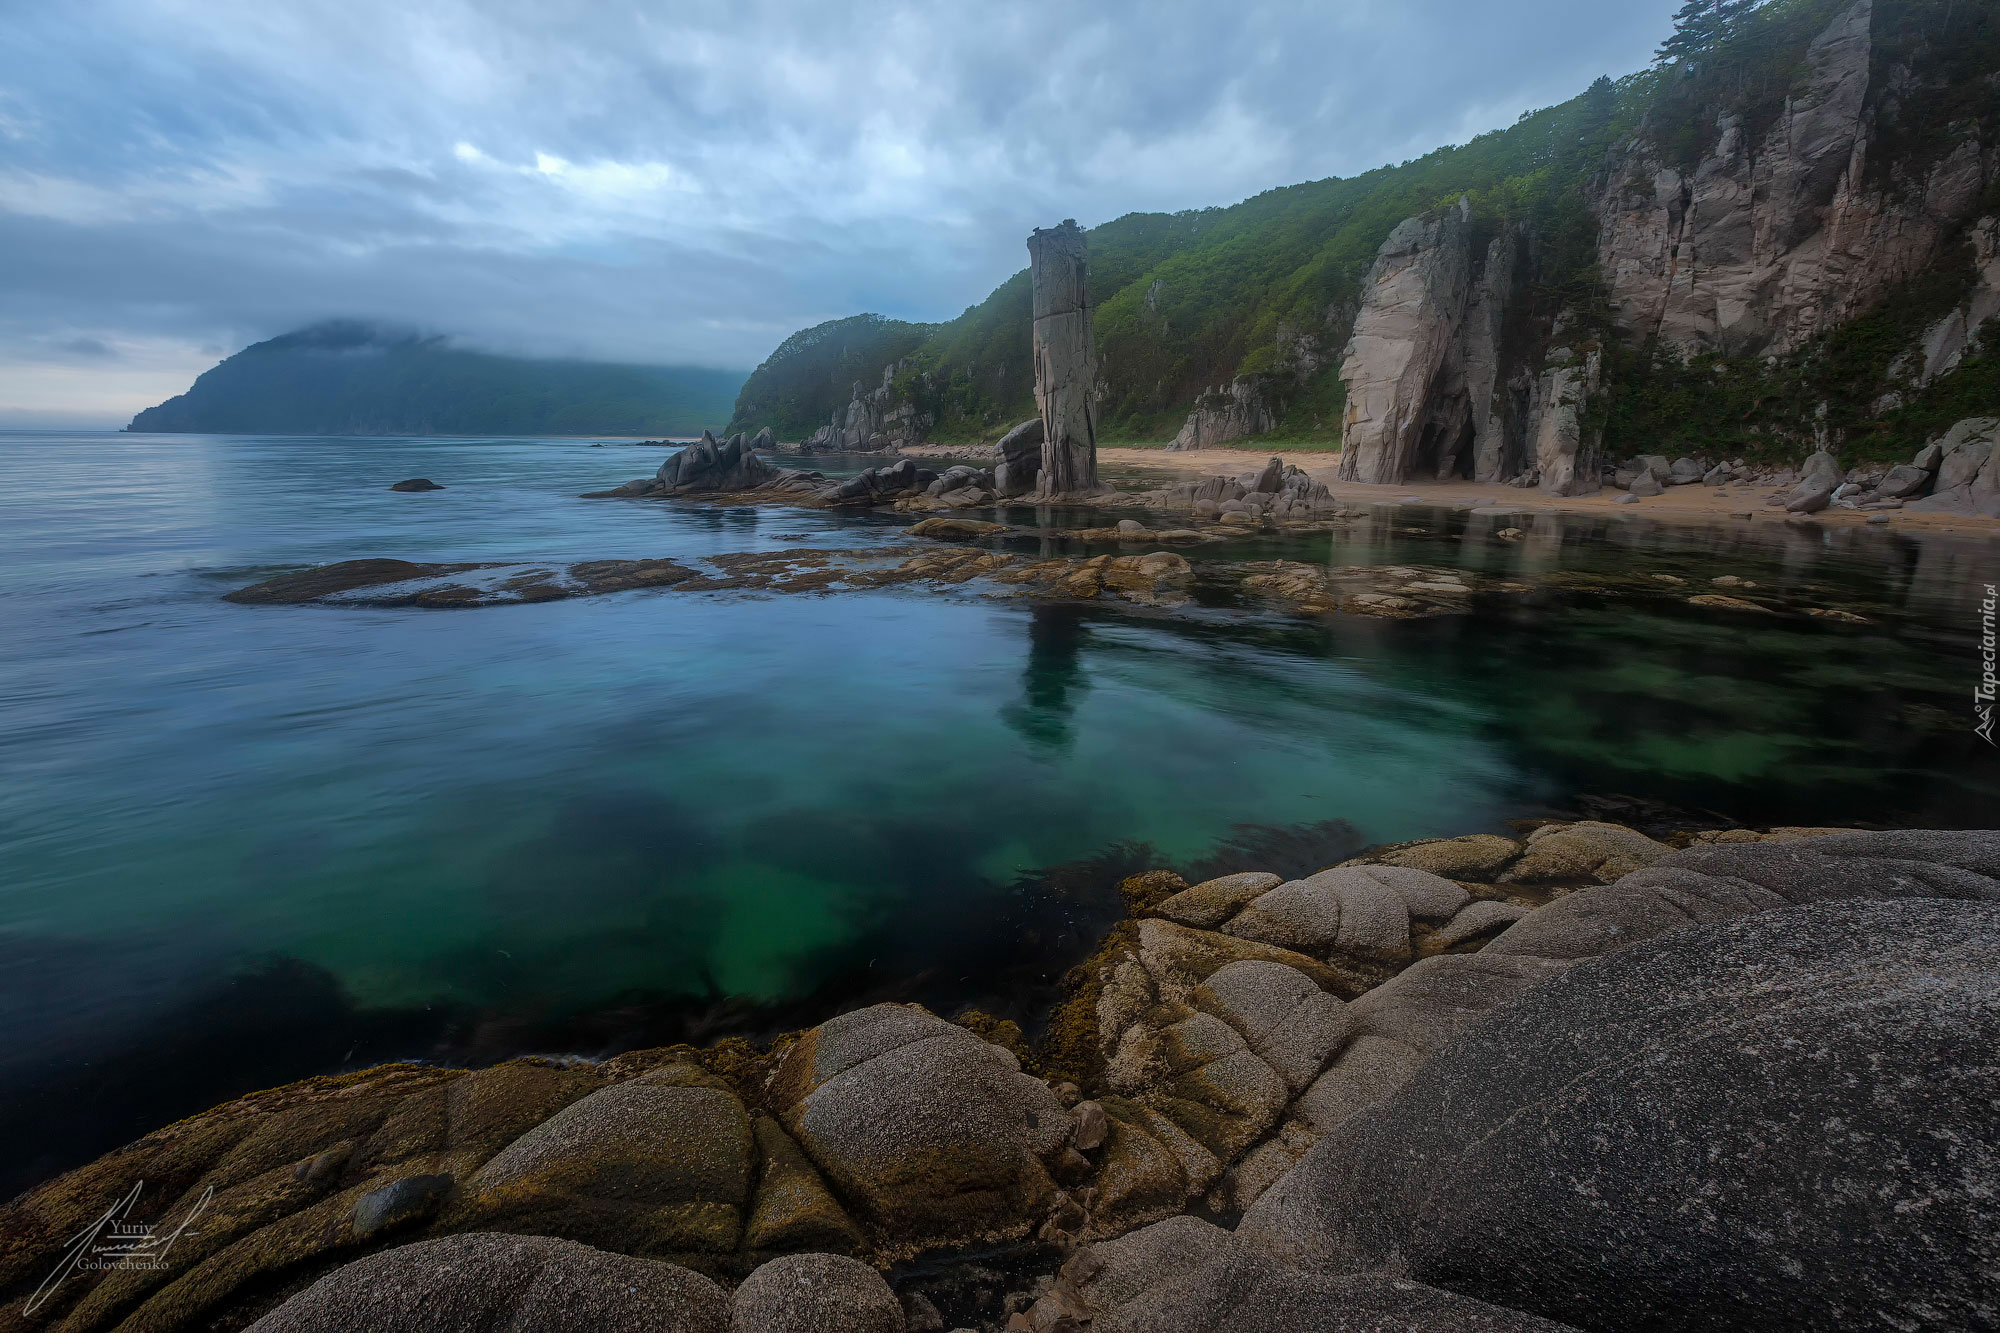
[1763,423,2000,516]
[1135,457,1343,524]
[1593,418,2000,520]
[583,428,826,501]
[4,824,1994,1331]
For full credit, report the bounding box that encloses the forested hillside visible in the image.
[729,0,2000,463]
[128,323,745,437]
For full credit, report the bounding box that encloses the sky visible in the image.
[0,0,1685,428]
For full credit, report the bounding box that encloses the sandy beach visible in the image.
[1088,445,2000,539]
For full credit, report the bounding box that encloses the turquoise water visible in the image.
[0,431,1991,1191]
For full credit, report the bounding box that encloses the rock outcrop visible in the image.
[1139,458,1343,521]
[653,430,821,496]
[1028,220,1100,496]
[1463,230,1521,483]
[464,1063,754,1253]
[764,1006,1071,1258]
[1594,1,1995,358]
[1902,215,2000,387]
[1026,828,2000,1333]
[1238,898,2000,1332]
[1905,417,2000,516]
[992,418,1044,497]
[727,1253,903,1333]
[1169,378,1277,451]
[801,366,931,453]
[1309,2,1996,490]
[1336,201,1476,485]
[1527,345,1602,497]
[1329,208,1605,493]
[13,826,2000,1333]
[250,1235,914,1333]
[823,458,937,505]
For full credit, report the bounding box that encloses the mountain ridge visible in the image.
[127,321,746,437]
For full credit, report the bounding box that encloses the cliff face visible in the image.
[735,1,1997,466]
[1335,202,1476,485]
[1320,0,1999,487]
[1594,0,1992,357]
[1325,208,1610,492]
[1901,213,2000,388]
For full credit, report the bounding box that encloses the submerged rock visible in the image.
[388,477,443,492]
[223,557,492,604]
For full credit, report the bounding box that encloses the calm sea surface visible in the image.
[0,430,1992,1192]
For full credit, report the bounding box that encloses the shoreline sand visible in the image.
[1083,445,2000,539]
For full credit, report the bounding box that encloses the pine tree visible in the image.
[1656,0,1759,66]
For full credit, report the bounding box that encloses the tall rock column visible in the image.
[1335,200,1474,485]
[1028,220,1098,496]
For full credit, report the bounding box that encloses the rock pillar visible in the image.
[1028,220,1098,496]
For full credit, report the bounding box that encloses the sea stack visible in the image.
[1027,219,1098,497]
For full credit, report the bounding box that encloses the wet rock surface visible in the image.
[219,525,1916,638]
[4,826,1991,1332]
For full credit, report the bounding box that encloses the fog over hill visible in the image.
[127,323,746,437]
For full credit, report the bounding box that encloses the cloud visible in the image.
[0,0,1685,419]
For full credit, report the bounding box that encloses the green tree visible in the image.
[1656,0,1758,65]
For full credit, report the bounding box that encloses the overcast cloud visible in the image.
[0,0,1682,426]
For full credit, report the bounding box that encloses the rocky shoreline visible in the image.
[219,518,1896,627]
[4,820,1994,1332]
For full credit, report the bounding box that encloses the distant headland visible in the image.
[124,321,746,438]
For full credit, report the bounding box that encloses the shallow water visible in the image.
[0,431,1992,1193]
